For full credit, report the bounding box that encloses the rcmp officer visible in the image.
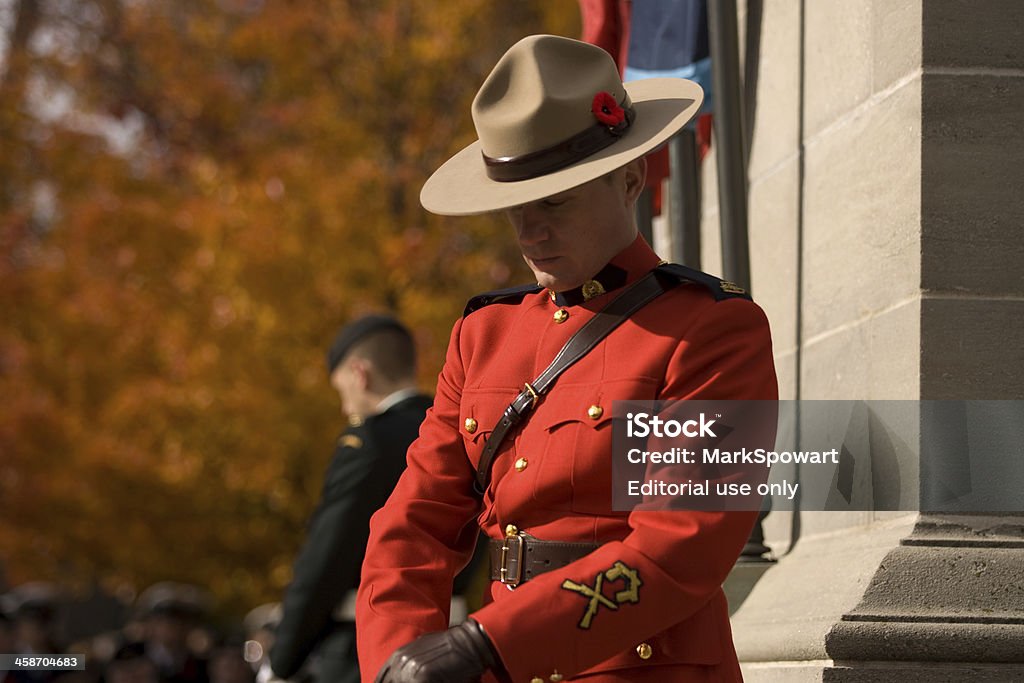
[357,35,778,682]
[270,316,433,683]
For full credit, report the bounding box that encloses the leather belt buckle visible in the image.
[498,526,525,590]
[523,382,540,409]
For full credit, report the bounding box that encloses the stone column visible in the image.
[822,1,1024,679]
[701,0,1024,679]
[825,515,1024,681]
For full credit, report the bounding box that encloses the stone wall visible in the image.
[667,1,1024,678]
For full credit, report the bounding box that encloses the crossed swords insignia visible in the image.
[560,561,642,629]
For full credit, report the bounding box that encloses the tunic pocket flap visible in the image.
[461,390,518,445]
[538,385,613,433]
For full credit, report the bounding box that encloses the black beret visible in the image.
[326,315,411,374]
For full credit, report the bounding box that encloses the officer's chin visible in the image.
[530,269,575,293]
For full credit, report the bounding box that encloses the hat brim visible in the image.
[420,78,703,216]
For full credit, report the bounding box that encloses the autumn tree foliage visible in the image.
[0,0,579,617]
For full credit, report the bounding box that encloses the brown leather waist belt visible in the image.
[487,532,600,588]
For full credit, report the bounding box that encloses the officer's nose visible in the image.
[508,204,549,247]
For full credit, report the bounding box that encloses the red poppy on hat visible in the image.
[591,91,626,127]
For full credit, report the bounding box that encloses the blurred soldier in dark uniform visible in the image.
[207,634,254,683]
[357,35,778,682]
[135,583,208,683]
[6,583,63,683]
[0,606,15,683]
[269,316,433,683]
[104,642,159,683]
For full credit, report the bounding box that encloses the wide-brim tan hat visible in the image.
[420,34,703,216]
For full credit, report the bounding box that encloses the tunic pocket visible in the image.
[529,385,614,513]
[529,379,659,514]
[459,390,514,470]
[460,389,518,523]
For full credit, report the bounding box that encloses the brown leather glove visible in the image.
[374,619,502,683]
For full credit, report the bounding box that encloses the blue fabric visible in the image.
[624,0,712,121]
[627,0,709,70]
[624,56,713,118]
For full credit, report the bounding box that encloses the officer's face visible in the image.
[505,158,646,291]
[330,360,359,416]
[331,355,374,418]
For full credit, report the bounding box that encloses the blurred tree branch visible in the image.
[0,0,579,618]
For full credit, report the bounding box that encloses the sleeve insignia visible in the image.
[560,561,642,629]
[719,280,746,295]
[654,263,752,301]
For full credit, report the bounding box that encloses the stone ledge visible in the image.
[827,621,1024,663]
[837,544,1024,623]
[905,514,1024,547]
[824,660,1024,683]
[732,515,916,663]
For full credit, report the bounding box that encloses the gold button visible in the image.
[637,642,653,660]
[550,674,564,682]
[553,308,569,324]
[505,524,519,537]
[531,678,544,683]
[587,404,603,420]
[464,417,477,434]
[515,457,529,472]
[547,289,556,302]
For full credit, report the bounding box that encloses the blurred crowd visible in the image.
[0,582,287,683]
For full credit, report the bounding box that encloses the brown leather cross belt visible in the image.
[488,529,600,588]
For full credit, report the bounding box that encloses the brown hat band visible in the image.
[482,102,636,183]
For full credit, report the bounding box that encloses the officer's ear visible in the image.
[348,357,372,390]
[622,157,647,205]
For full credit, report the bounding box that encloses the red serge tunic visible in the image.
[356,236,778,682]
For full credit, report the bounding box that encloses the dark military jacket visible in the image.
[270,393,433,681]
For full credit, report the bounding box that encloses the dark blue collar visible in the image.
[548,263,628,307]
